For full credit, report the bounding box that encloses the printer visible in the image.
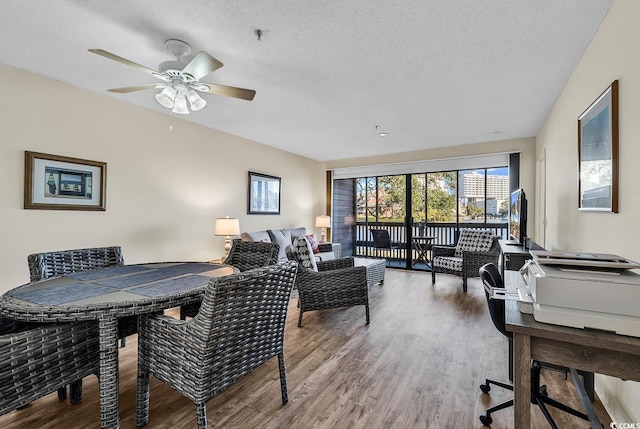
[519,252,640,338]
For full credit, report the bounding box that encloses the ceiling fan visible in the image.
[89,39,256,114]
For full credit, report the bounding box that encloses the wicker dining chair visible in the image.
[0,317,99,416]
[136,261,297,429]
[179,240,280,319]
[27,246,138,402]
[285,235,369,327]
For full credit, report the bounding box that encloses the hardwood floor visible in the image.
[0,269,612,428]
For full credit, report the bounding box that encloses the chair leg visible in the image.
[431,270,436,284]
[534,397,560,429]
[120,336,127,348]
[462,276,468,292]
[298,310,303,327]
[277,353,289,405]
[136,366,150,428]
[365,304,370,324]
[195,402,208,429]
[57,386,67,401]
[69,380,83,404]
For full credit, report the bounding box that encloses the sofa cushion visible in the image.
[289,227,307,239]
[291,235,318,271]
[241,230,271,243]
[268,229,292,261]
[315,251,335,261]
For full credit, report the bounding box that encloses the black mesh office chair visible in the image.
[478,263,602,428]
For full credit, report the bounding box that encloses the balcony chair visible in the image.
[179,240,280,319]
[478,263,601,428]
[0,317,99,415]
[285,235,369,327]
[370,228,402,252]
[27,246,138,402]
[430,228,499,292]
[136,262,297,429]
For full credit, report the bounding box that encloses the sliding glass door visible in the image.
[333,165,510,270]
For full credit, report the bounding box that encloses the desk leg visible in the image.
[513,333,531,428]
[98,317,120,429]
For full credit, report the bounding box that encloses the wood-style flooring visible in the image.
[0,268,612,428]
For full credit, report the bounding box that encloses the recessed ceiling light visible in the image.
[378,132,388,137]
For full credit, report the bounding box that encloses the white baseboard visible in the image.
[596,375,632,423]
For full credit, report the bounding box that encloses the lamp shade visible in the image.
[172,94,189,115]
[315,215,331,228]
[186,89,206,111]
[155,85,177,108]
[214,217,240,236]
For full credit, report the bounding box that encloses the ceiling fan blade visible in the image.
[89,49,159,75]
[182,52,223,80]
[201,83,256,101]
[107,84,160,93]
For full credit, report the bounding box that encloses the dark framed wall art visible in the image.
[24,151,107,211]
[247,171,281,215]
[578,80,619,212]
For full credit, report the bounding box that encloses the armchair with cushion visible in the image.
[136,262,297,429]
[285,235,369,327]
[430,229,499,292]
[0,317,99,415]
[179,240,280,319]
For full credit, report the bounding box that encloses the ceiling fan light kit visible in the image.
[89,39,256,115]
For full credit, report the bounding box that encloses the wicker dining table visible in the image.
[0,261,238,429]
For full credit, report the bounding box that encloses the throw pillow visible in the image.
[292,235,318,271]
[268,229,292,261]
[306,234,319,253]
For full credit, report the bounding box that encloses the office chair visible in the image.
[478,263,602,428]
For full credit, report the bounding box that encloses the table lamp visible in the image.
[215,217,240,259]
[315,215,331,244]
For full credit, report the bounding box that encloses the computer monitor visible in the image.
[508,189,527,245]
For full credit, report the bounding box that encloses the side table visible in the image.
[353,257,386,288]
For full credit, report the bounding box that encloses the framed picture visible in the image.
[247,171,281,215]
[578,80,619,212]
[24,151,107,211]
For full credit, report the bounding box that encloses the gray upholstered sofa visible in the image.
[241,227,340,262]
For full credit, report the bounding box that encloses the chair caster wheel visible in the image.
[480,383,491,394]
[479,413,493,426]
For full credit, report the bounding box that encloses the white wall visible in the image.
[0,64,326,293]
[536,0,640,421]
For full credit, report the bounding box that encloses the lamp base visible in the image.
[223,236,232,260]
[320,229,327,245]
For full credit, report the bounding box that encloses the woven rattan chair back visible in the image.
[223,240,280,272]
[136,261,298,429]
[27,246,136,349]
[28,246,124,282]
[0,317,99,416]
[179,240,280,320]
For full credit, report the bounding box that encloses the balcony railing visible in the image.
[352,221,508,263]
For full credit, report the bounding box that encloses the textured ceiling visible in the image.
[0,0,613,161]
